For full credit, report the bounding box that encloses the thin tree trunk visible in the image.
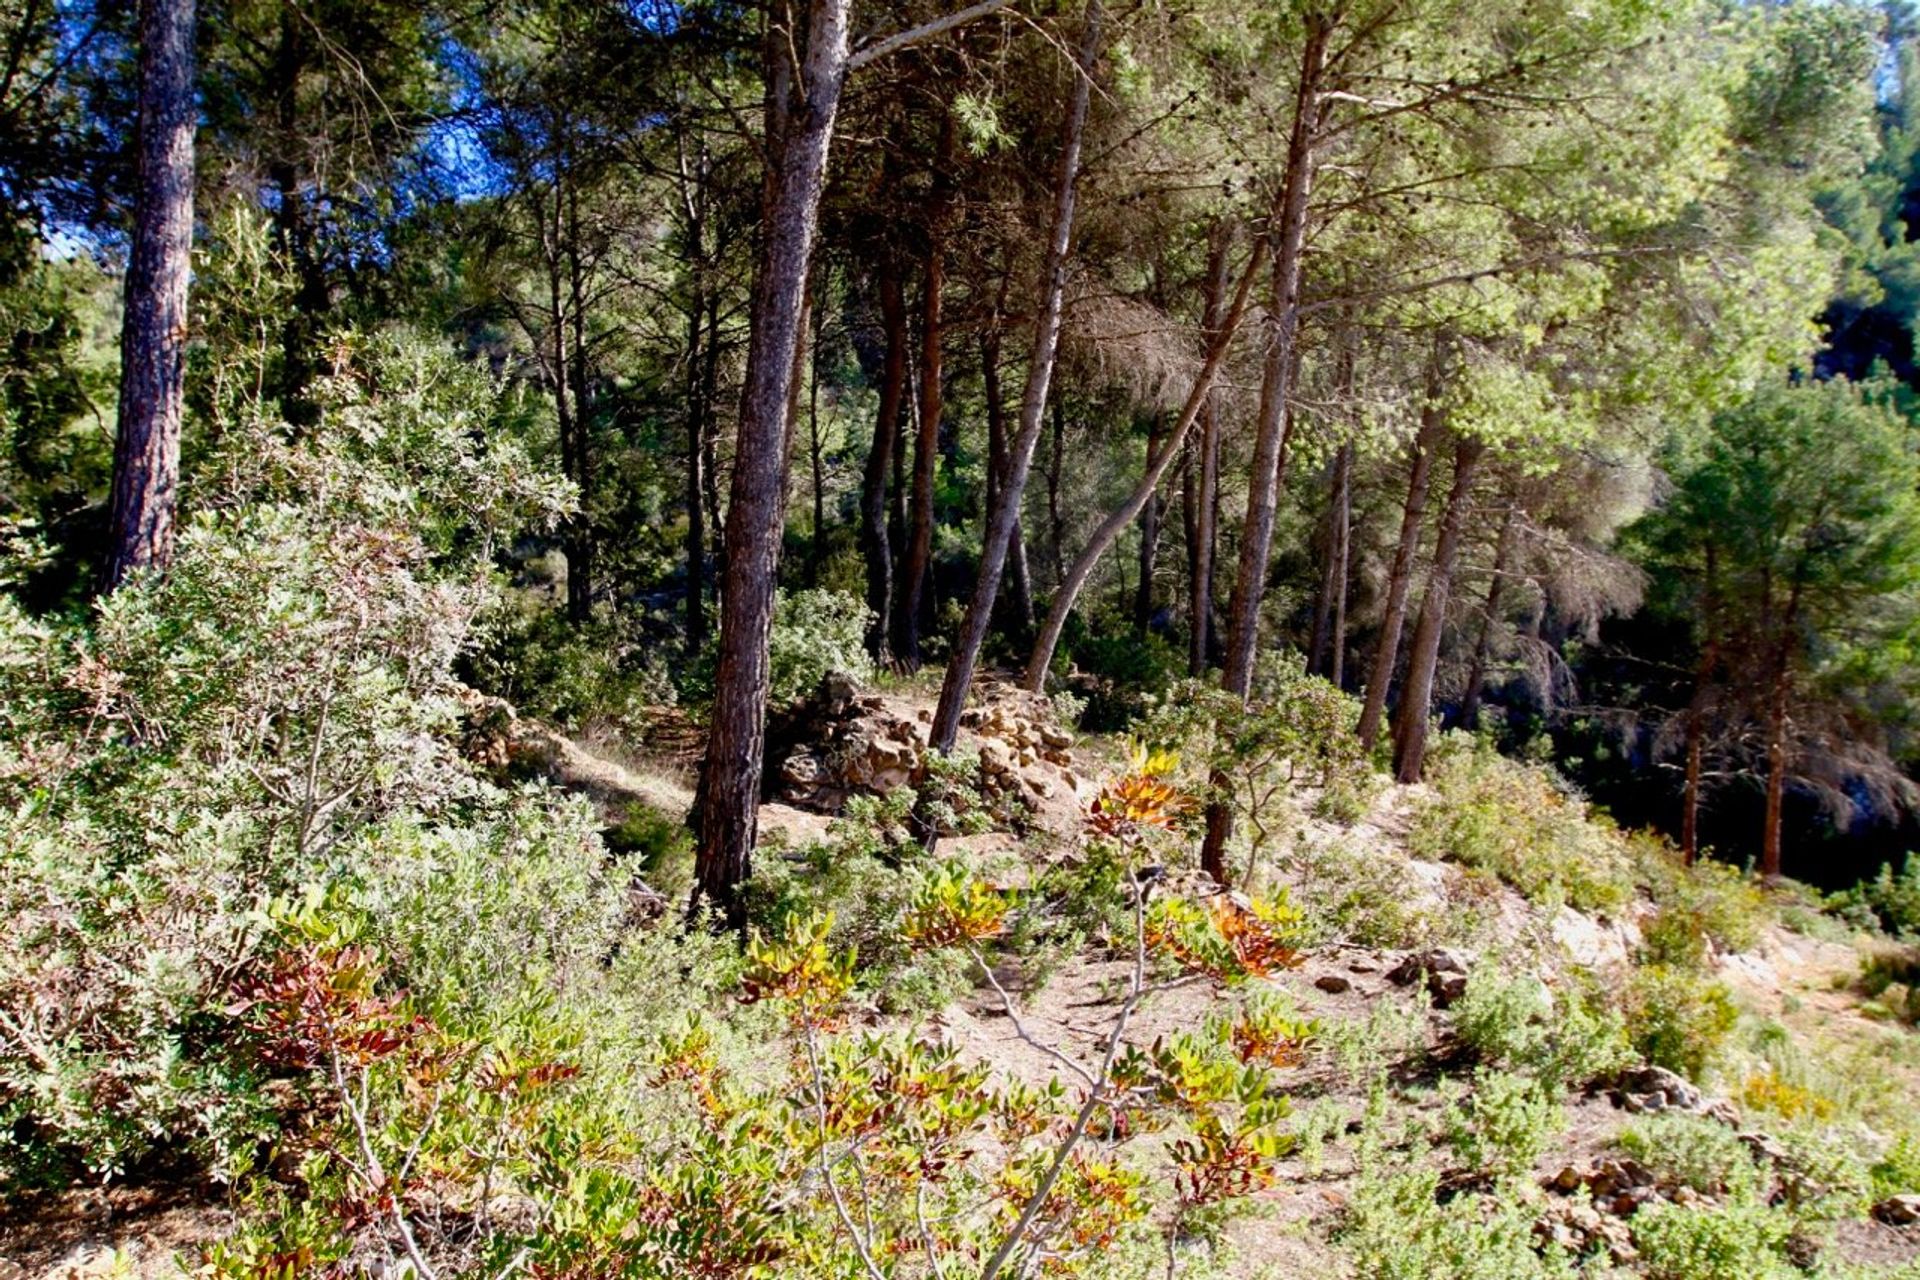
[1762,676,1788,880]
[860,259,908,657]
[694,0,851,928]
[1356,339,1449,749]
[1199,21,1329,881]
[1022,233,1268,688]
[701,292,726,577]
[899,242,945,666]
[104,0,197,591]
[983,316,1035,637]
[1133,416,1164,633]
[1457,502,1516,729]
[1046,397,1068,586]
[929,0,1102,753]
[685,274,710,651]
[1328,442,1352,688]
[564,180,595,624]
[1391,435,1487,783]
[807,276,827,586]
[1188,225,1231,677]
[1679,543,1719,864]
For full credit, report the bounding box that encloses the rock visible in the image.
[1614,1064,1703,1114]
[1551,1165,1584,1194]
[1314,974,1353,994]
[1347,956,1379,974]
[1739,1131,1791,1165]
[1552,904,1635,970]
[1387,947,1472,1006]
[1874,1194,1920,1226]
[1039,725,1073,749]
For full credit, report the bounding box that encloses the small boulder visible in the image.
[1387,947,1472,1006]
[1873,1194,1920,1227]
[1314,974,1353,995]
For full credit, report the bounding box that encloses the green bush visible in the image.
[1830,854,1920,938]
[1408,737,1634,914]
[1631,1185,1798,1280]
[1871,1133,1920,1200]
[1443,1068,1565,1180]
[1618,1112,1763,1195]
[681,587,874,711]
[1341,1164,1575,1280]
[1451,969,1632,1093]
[1624,965,1739,1082]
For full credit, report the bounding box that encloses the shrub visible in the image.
[767,588,873,706]
[1443,1069,1565,1180]
[1451,969,1632,1093]
[1624,965,1739,1082]
[1340,1165,1575,1280]
[1631,836,1769,964]
[1631,1186,1798,1280]
[1831,854,1920,938]
[1618,1113,1762,1195]
[1285,836,1445,949]
[1871,1133,1920,1200]
[1408,737,1634,914]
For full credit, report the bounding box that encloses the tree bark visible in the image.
[1199,20,1329,881]
[1133,415,1164,633]
[929,0,1102,753]
[860,258,908,658]
[1356,338,1449,749]
[1328,442,1352,688]
[104,0,197,591]
[693,0,851,928]
[1189,225,1231,676]
[898,242,945,666]
[564,177,595,624]
[1390,435,1487,783]
[1457,501,1516,729]
[983,316,1035,637]
[1679,543,1719,864]
[1021,233,1268,688]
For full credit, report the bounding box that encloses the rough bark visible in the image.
[1189,224,1232,677]
[104,0,197,591]
[1021,233,1268,689]
[1356,339,1449,749]
[1390,435,1487,783]
[860,259,908,657]
[693,0,851,928]
[983,317,1035,636]
[929,0,1102,753]
[1133,415,1164,633]
[898,244,945,666]
[1457,501,1516,729]
[1679,542,1720,865]
[1199,21,1328,881]
[1327,442,1352,688]
[564,179,596,624]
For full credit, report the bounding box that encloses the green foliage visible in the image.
[1830,854,1920,939]
[1630,1184,1799,1280]
[1624,965,1740,1082]
[1631,836,1770,963]
[1871,1133,1920,1200]
[1618,1112,1763,1196]
[1451,969,1632,1094]
[1286,836,1446,949]
[683,588,873,711]
[1341,1164,1573,1280]
[1443,1069,1565,1180]
[1409,736,1635,913]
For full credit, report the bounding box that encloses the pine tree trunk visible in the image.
[104,0,197,591]
[860,260,908,658]
[1020,233,1267,689]
[1200,20,1329,881]
[1391,435,1486,783]
[1356,341,1448,749]
[898,242,945,667]
[1457,502,1516,729]
[1133,416,1164,633]
[1328,442,1352,688]
[565,182,595,624]
[1679,542,1721,865]
[1762,680,1788,880]
[1189,226,1231,676]
[983,320,1035,638]
[929,0,1102,753]
[1681,707,1704,865]
[694,0,851,928]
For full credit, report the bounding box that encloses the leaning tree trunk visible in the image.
[929,0,1102,753]
[1356,341,1449,749]
[1457,502,1516,729]
[1199,19,1329,882]
[693,0,851,928]
[1390,435,1487,783]
[103,0,197,591]
[1021,234,1268,689]
[1133,416,1164,633]
[983,318,1036,637]
[860,258,909,658]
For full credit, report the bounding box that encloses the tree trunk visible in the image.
[983,318,1035,637]
[1679,542,1720,865]
[1199,20,1328,881]
[1356,339,1449,749]
[898,241,945,667]
[1189,226,1231,676]
[1328,442,1352,688]
[564,179,595,624]
[693,0,851,928]
[860,259,908,658]
[104,0,197,591]
[701,292,726,577]
[1457,502,1516,729]
[807,275,828,586]
[1761,676,1788,880]
[685,274,711,652]
[1021,232,1268,688]
[1391,435,1487,783]
[1046,397,1068,586]
[1133,416,1164,633]
[929,0,1102,753]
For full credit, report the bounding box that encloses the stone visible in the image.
[1551,1165,1584,1194]
[1739,1131,1791,1165]
[1614,1064,1703,1113]
[1314,974,1353,994]
[1387,947,1472,1006]
[1873,1194,1920,1226]
[1040,725,1073,749]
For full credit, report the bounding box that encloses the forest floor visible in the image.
[5,677,1919,1279]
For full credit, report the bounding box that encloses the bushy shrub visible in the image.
[1624,964,1739,1082]
[767,588,873,706]
[1871,1133,1920,1200]
[1408,737,1634,914]
[1829,854,1920,938]
[1451,969,1632,1093]
[1341,1164,1575,1280]
[1618,1113,1763,1195]
[1631,1186,1798,1280]
[1285,836,1445,949]
[1443,1068,1565,1180]
[1631,836,1768,964]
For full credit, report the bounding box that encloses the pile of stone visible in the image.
[1386,946,1473,1007]
[772,676,1080,827]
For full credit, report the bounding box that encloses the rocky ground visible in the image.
[6,675,1918,1278]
